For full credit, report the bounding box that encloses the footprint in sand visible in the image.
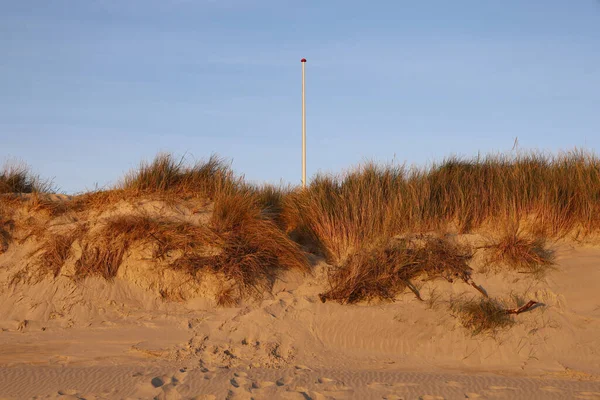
[252,380,275,389]
[230,376,250,388]
[315,377,353,393]
[225,389,254,400]
[57,389,78,396]
[277,376,294,386]
[151,376,168,388]
[294,364,312,374]
[172,367,188,383]
[156,384,182,400]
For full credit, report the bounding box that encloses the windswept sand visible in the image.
[1,241,600,399]
[1,198,600,399]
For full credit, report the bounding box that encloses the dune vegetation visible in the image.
[1,150,598,319]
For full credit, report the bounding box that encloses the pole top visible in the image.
[301,58,307,63]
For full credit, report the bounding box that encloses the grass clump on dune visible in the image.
[319,236,473,304]
[485,227,555,276]
[121,153,237,198]
[71,197,309,304]
[450,296,515,335]
[75,216,223,280]
[36,226,88,277]
[0,162,53,194]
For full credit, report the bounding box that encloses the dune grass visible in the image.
[36,227,86,277]
[10,149,600,310]
[286,150,600,265]
[75,216,222,280]
[0,162,53,194]
[70,202,309,304]
[121,153,237,197]
[484,227,555,276]
[450,296,515,335]
[319,236,473,304]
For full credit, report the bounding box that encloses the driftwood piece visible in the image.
[503,300,538,315]
[466,278,489,298]
[403,279,424,301]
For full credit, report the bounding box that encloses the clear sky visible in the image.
[1,0,599,193]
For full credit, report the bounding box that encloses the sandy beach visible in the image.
[1,213,599,399]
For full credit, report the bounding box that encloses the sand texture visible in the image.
[0,198,600,399]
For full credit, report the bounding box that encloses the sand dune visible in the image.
[1,231,600,398]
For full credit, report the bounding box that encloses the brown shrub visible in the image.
[75,215,221,279]
[450,296,514,335]
[203,190,310,304]
[485,228,555,276]
[73,208,309,304]
[319,236,472,304]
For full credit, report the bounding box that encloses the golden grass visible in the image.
[0,217,12,254]
[0,162,53,194]
[319,236,473,304]
[286,150,600,266]
[36,233,75,276]
[450,296,515,335]
[485,228,555,276]
[74,215,221,280]
[71,202,308,304]
[121,153,237,197]
[6,149,600,307]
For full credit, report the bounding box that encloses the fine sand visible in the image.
[1,245,600,398]
[1,200,600,399]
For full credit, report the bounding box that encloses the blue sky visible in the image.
[1,0,599,193]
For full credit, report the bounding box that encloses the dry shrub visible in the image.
[203,190,310,304]
[74,208,308,304]
[319,236,473,304]
[36,226,87,276]
[75,215,221,279]
[486,228,555,276]
[451,296,514,335]
[0,162,53,194]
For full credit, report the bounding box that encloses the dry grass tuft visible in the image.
[319,236,473,304]
[450,296,515,335]
[0,217,13,254]
[207,190,310,304]
[121,153,236,198]
[0,162,53,194]
[73,208,308,304]
[36,226,87,277]
[485,228,555,276]
[75,215,221,280]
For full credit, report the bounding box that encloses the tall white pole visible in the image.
[301,58,307,188]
